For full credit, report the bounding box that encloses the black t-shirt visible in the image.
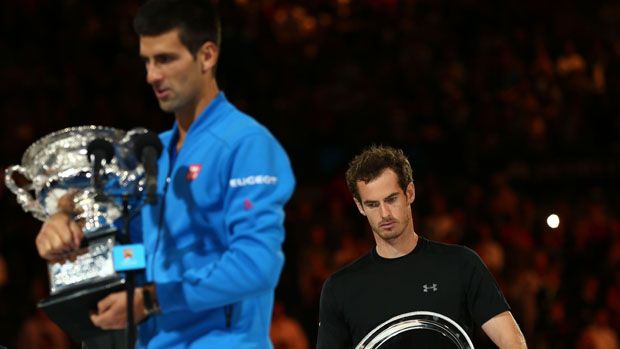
[316,237,510,348]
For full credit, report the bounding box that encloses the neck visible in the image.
[174,79,219,150]
[375,230,419,259]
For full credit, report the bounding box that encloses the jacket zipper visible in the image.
[151,174,171,281]
[225,304,233,328]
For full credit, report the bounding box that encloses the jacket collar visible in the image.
[165,91,231,151]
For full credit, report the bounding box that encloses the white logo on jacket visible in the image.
[229,175,278,187]
[423,283,438,292]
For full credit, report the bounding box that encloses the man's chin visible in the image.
[375,228,402,241]
[157,101,176,113]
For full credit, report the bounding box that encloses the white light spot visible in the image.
[547,214,560,229]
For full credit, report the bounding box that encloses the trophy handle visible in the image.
[4,165,46,221]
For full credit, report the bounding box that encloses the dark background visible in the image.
[1,0,620,348]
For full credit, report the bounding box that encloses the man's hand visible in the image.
[90,289,147,330]
[35,212,84,262]
[35,190,84,262]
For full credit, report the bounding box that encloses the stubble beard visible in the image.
[158,89,198,115]
[158,98,177,113]
[157,89,188,113]
[374,214,411,242]
[375,225,403,241]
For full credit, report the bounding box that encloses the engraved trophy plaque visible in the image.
[356,311,474,349]
[5,125,152,340]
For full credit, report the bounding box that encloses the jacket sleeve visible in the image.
[156,132,296,312]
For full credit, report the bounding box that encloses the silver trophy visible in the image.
[4,125,153,339]
[356,311,474,349]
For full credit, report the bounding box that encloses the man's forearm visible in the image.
[482,311,527,349]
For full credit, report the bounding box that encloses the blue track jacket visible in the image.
[137,93,295,348]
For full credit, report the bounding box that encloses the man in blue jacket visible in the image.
[35,0,296,348]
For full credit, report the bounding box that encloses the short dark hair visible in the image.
[345,145,413,202]
[133,0,221,55]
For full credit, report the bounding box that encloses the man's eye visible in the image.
[157,56,173,64]
[366,203,379,208]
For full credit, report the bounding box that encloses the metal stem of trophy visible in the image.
[121,194,137,348]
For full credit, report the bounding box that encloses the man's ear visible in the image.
[354,198,366,216]
[406,182,415,204]
[197,41,219,73]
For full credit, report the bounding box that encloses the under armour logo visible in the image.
[423,283,438,292]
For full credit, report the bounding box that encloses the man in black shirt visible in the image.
[316,145,527,348]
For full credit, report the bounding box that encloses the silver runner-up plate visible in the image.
[356,311,474,349]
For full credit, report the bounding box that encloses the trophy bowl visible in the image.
[356,311,474,349]
[4,125,151,340]
[5,125,144,225]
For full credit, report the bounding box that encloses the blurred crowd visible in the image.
[1,0,620,348]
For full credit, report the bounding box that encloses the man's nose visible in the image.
[146,65,163,85]
[379,203,391,218]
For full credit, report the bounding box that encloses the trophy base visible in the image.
[38,276,126,341]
